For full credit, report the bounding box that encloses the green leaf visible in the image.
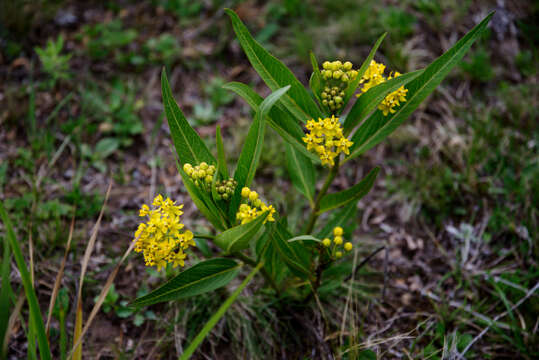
[309,52,323,108]
[130,258,241,308]
[255,225,287,285]
[346,13,493,161]
[223,82,319,163]
[0,212,13,359]
[270,221,311,279]
[318,167,380,214]
[285,143,315,206]
[316,202,358,239]
[342,33,387,108]
[161,69,215,166]
[287,235,321,244]
[179,261,263,360]
[0,202,52,360]
[214,212,269,253]
[229,86,290,220]
[343,69,423,134]
[226,9,322,123]
[215,125,228,179]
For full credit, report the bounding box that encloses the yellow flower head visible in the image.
[236,186,276,225]
[357,61,408,116]
[133,195,195,271]
[302,116,353,167]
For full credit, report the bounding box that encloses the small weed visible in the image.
[34,35,71,89]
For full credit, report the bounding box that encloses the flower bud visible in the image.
[249,191,258,201]
[343,61,353,70]
[335,251,343,258]
[333,226,343,236]
[334,236,343,245]
[344,242,353,251]
[322,61,331,69]
[241,187,250,198]
[199,162,208,170]
[322,238,331,247]
[205,175,213,184]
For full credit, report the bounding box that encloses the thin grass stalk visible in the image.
[46,214,75,336]
[0,202,52,360]
[72,181,112,360]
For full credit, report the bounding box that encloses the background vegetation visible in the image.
[0,0,537,358]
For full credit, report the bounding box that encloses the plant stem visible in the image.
[304,161,340,234]
[194,233,215,240]
[232,252,280,296]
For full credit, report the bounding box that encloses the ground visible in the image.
[0,0,537,359]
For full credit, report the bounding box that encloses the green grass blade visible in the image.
[131,259,241,308]
[161,69,216,166]
[179,261,263,360]
[0,223,13,358]
[223,82,319,163]
[285,143,315,206]
[214,212,268,253]
[346,13,493,161]
[343,69,423,134]
[225,9,322,123]
[318,167,380,214]
[0,202,51,360]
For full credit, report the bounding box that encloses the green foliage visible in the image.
[131,258,241,308]
[34,35,71,89]
[81,79,144,148]
[79,20,138,63]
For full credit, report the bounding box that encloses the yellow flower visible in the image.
[133,195,195,271]
[333,226,343,236]
[344,242,353,251]
[302,116,353,167]
[357,61,408,116]
[236,186,276,225]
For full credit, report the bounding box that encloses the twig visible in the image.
[456,281,539,359]
[344,246,385,282]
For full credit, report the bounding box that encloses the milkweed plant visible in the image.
[130,9,493,357]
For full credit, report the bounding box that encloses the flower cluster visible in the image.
[302,116,353,167]
[358,60,408,116]
[214,178,238,201]
[183,162,216,190]
[236,187,276,225]
[320,60,358,112]
[134,195,195,271]
[322,226,353,259]
[321,60,358,83]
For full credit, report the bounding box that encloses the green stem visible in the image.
[304,161,340,234]
[232,252,280,296]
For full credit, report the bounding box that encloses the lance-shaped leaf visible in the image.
[226,9,322,123]
[346,13,493,161]
[343,69,423,134]
[341,33,387,109]
[130,258,241,308]
[214,211,269,253]
[215,125,228,178]
[229,86,290,220]
[256,224,287,285]
[309,52,324,109]
[287,235,321,244]
[162,69,215,166]
[223,82,319,163]
[318,167,380,214]
[270,221,311,279]
[317,202,358,239]
[285,143,315,207]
